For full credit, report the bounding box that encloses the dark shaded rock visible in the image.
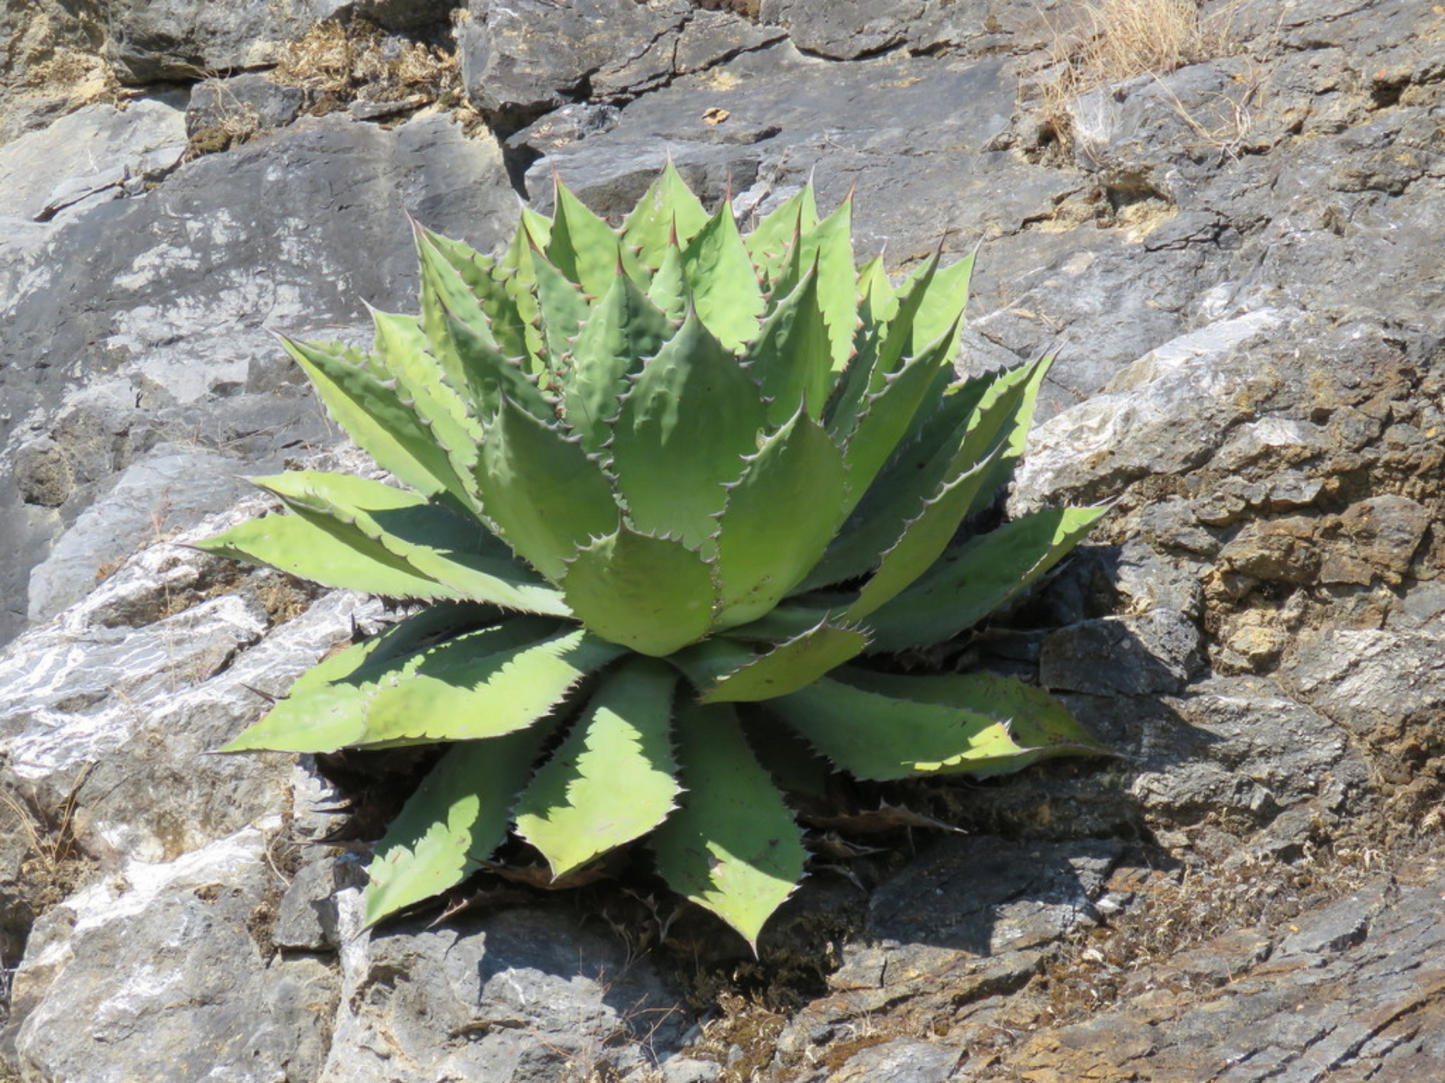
[866,836,1122,949]
[1127,675,1370,832]
[1041,609,1203,696]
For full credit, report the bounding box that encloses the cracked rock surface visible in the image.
[1,1,1443,1080]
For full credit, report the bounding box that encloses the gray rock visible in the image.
[0,97,187,222]
[819,1037,960,1082]
[0,111,515,646]
[186,73,307,139]
[460,0,783,129]
[758,0,1080,61]
[7,824,338,1083]
[1010,307,1292,510]
[70,0,309,83]
[1127,675,1371,829]
[1008,859,1445,1081]
[319,895,688,1082]
[1040,609,1203,696]
[25,445,256,624]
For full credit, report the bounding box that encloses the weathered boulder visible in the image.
[0,110,516,645]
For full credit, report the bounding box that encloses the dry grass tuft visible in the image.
[273,20,461,115]
[1030,0,1245,154]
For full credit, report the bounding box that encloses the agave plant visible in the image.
[200,166,1105,947]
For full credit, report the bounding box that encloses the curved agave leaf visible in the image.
[280,337,463,503]
[746,184,817,281]
[683,201,765,350]
[835,668,1110,769]
[675,620,870,704]
[364,724,553,927]
[842,442,1007,622]
[839,316,963,506]
[609,308,766,549]
[355,624,622,745]
[370,309,483,507]
[764,674,1037,779]
[413,225,530,361]
[651,701,807,951]
[474,397,621,581]
[744,265,833,426]
[864,505,1109,652]
[561,272,676,452]
[561,527,719,657]
[253,471,570,616]
[622,161,710,270]
[549,178,647,296]
[714,409,847,630]
[515,658,680,878]
[220,605,499,753]
[781,193,855,370]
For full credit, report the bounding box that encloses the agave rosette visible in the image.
[200,166,1106,947]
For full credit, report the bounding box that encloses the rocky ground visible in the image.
[0,0,1442,1080]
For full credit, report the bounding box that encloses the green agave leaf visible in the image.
[766,673,1033,779]
[254,471,570,616]
[221,605,496,753]
[840,316,963,507]
[444,311,556,426]
[416,223,498,373]
[908,250,974,359]
[548,178,646,296]
[358,623,623,745]
[836,668,1109,771]
[739,716,833,801]
[499,219,548,374]
[744,265,832,425]
[856,252,899,325]
[368,310,483,512]
[609,309,766,549]
[746,185,818,282]
[714,409,847,630]
[280,337,462,503]
[651,701,807,950]
[674,620,870,704]
[843,442,1008,622]
[561,272,675,452]
[531,252,592,383]
[864,505,1109,652]
[646,240,688,321]
[792,194,856,371]
[364,724,551,926]
[623,162,710,269]
[232,617,562,751]
[817,360,1041,591]
[475,397,621,582]
[825,248,941,440]
[683,201,766,350]
[413,226,528,360]
[515,658,680,878]
[561,528,719,657]
[197,501,455,603]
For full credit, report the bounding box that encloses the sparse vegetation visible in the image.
[273,20,461,116]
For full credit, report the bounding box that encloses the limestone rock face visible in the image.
[2,1,1444,1080]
